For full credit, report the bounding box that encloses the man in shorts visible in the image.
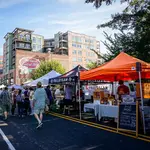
[33,82,48,129]
[0,87,11,120]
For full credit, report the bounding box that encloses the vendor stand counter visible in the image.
[84,103,99,116]
[84,103,150,121]
[98,104,118,121]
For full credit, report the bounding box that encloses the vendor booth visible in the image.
[49,65,86,84]
[26,70,61,86]
[80,52,150,135]
[49,65,87,115]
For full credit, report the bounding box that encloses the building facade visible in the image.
[1,28,101,85]
[32,34,44,52]
[0,56,3,74]
[44,31,100,69]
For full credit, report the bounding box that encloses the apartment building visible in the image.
[0,56,3,74]
[1,28,100,85]
[44,31,100,69]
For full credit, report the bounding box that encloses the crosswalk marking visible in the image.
[0,128,16,150]
[0,120,8,127]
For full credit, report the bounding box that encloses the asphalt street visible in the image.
[0,114,150,150]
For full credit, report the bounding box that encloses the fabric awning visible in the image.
[80,52,150,81]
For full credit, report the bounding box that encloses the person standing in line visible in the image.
[24,87,30,116]
[29,87,34,115]
[45,85,53,110]
[11,88,17,116]
[16,89,24,118]
[0,87,11,120]
[33,82,48,129]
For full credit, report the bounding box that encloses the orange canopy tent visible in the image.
[80,52,150,81]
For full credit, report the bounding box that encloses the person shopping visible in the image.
[0,87,11,120]
[29,87,34,115]
[16,89,24,118]
[33,82,48,129]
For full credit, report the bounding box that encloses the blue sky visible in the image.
[0,0,127,55]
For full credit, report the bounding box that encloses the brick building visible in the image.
[1,28,101,85]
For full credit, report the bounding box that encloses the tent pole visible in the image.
[138,71,146,134]
[78,68,81,120]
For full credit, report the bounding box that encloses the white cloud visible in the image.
[28,18,45,24]
[69,2,127,17]
[50,20,85,25]
[0,0,28,8]
[30,1,127,54]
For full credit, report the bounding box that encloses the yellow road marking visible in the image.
[49,112,150,143]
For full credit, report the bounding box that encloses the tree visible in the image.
[85,0,129,8]
[86,61,99,69]
[31,60,65,80]
[85,0,150,62]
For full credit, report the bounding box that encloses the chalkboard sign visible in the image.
[119,103,137,131]
[145,118,150,131]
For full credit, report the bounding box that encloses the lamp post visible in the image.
[47,48,52,61]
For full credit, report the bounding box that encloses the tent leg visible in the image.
[78,79,81,120]
[139,71,146,134]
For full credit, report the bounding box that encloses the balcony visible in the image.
[44,43,54,48]
[15,43,32,50]
[16,45,32,50]
[59,46,68,50]
[59,36,68,42]
[13,37,32,43]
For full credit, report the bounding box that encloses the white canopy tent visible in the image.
[26,70,61,86]
[0,84,5,89]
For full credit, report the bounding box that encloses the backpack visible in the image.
[1,91,10,105]
[16,95,23,102]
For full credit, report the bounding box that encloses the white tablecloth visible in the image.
[84,103,99,116]
[98,105,118,120]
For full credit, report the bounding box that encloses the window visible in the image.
[78,50,82,55]
[72,57,77,62]
[90,39,94,44]
[90,45,94,49]
[72,50,77,55]
[37,45,41,50]
[26,35,30,41]
[77,44,82,48]
[37,38,41,44]
[33,44,36,50]
[78,58,82,62]
[72,36,81,43]
[19,43,24,48]
[86,46,90,49]
[33,37,36,43]
[26,44,30,49]
[72,43,76,47]
[85,39,88,43]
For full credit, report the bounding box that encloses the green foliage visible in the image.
[86,61,99,69]
[31,60,65,80]
[85,0,129,8]
[86,0,150,62]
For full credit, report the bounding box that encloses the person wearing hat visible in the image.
[33,82,48,129]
